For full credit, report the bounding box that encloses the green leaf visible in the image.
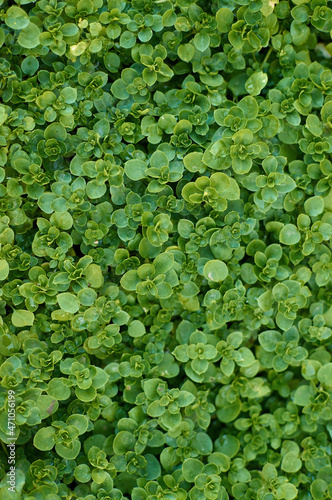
[311,479,328,500]
[153,252,174,275]
[208,452,230,472]
[57,293,80,314]
[113,431,136,454]
[18,22,40,49]
[293,385,313,406]
[203,260,228,282]
[182,458,203,482]
[217,400,241,423]
[245,71,268,96]
[33,427,56,451]
[74,464,91,483]
[67,414,89,435]
[5,6,29,29]
[0,259,9,280]
[177,390,195,407]
[85,264,104,288]
[216,8,233,33]
[304,196,324,217]
[317,363,332,387]
[44,122,67,141]
[281,452,302,473]
[194,33,210,52]
[125,159,147,180]
[279,224,301,245]
[12,309,34,327]
[128,320,146,338]
[36,395,59,419]
[55,439,81,460]
[47,378,71,401]
[121,270,140,291]
[178,43,195,62]
[259,330,283,352]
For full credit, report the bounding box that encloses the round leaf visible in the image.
[279,224,301,245]
[18,22,40,49]
[12,309,34,327]
[0,259,9,280]
[5,6,29,30]
[128,320,146,338]
[203,260,228,282]
[57,293,80,314]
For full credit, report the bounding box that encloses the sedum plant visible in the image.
[0,1,331,500]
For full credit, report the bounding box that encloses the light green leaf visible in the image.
[12,309,34,327]
[203,260,228,282]
[57,293,80,314]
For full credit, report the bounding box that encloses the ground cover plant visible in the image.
[0,0,332,498]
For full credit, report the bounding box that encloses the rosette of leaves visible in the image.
[146,150,184,193]
[206,129,269,176]
[140,378,195,430]
[176,80,211,113]
[59,355,109,402]
[28,459,58,488]
[182,172,240,212]
[51,255,93,292]
[82,157,124,199]
[112,192,152,242]
[112,417,165,468]
[83,288,129,326]
[173,330,218,383]
[258,327,308,371]
[272,280,310,330]
[141,212,173,249]
[299,114,332,162]
[31,218,73,258]
[209,211,256,250]
[245,156,296,210]
[135,43,174,86]
[215,331,255,377]
[228,18,270,53]
[269,88,301,126]
[120,252,177,300]
[112,68,150,103]
[37,122,68,162]
[18,266,58,308]
[84,324,122,359]
[178,217,217,253]
[299,315,332,344]
[181,457,229,500]
[250,242,291,283]
[214,96,262,135]
[206,282,246,329]
[33,414,89,460]
[114,248,140,275]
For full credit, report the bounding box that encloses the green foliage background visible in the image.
[0,0,332,498]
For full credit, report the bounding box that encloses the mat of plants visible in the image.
[0,0,332,499]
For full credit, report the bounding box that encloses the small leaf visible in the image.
[203,260,228,282]
[216,8,233,32]
[182,458,203,482]
[281,452,302,473]
[245,71,268,96]
[57,293,80,314]
[18,22,40,49]
[0,259,9,280]
[12,309,34,327]
[125,159,146,180]
[279,224,301,245]
[128,320,146,338]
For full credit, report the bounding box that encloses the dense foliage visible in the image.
[0,0,332,498]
